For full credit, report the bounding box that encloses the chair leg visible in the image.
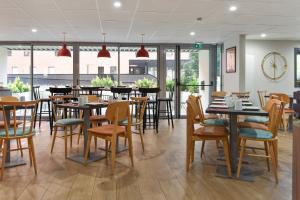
[70,126,73,148]
[111,136,116,174]
[84,133,93,161]
[1,140,7,180]
[264,141,270,172]
[166,101,170,125]
[105,140,108,164]
[200,140,205,159]
[237,138,246,178]
[0,139,2,152]
[39,101,43,128]
[186,137,192,172]
[191,140,195,162]
[28,138,33,167]
[273,140,278,167]
[34,103,38,128]
[223,138,232,177]
[138,125,145,152]
[47,100,52,134]
[64,127,68,158]
[29,137,37,174]
[269,141,279,183]
[168,100,174,128]
[17,139,23,157]
[94,136,97,155]
[50,126,57,154]
[127,132,134,167]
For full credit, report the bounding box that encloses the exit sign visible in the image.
[194,42,203,49]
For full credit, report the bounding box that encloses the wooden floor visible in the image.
[0,119,292,200]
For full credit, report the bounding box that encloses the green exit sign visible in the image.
[194,42,203,49]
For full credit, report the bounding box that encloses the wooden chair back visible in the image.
[0,100,38,138]
[188,95,204,122]
[267,99,284,137]
[186,98,199,135]
[257,90,267,108]
[269,93,289,107]
[0,96,19,102]
[231,92,250,98]
[211,91,227,98]
[105,101,131,123]
[130,97,148,123]
[83,95,98,102]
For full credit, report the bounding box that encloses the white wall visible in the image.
[245,40,299,104]
[222,34,246,93]
[0,47,8,85]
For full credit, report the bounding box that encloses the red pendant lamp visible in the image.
[136,34,149,58]
[58,32,71,57]
[97,33,111,58]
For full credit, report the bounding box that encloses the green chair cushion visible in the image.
[203,119,227,126]
[55,118,83,126]
[244,116,269,124]
[0,127,35,137]
[239,128,273,139]
[119,118,139,126]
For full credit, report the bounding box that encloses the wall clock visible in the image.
[261,52,287,80]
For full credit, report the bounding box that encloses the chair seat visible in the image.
[88,124,125,136]
[244,116,269,124]
[119,118,141,126]
[89,115,108,122]
[0,120,22,128]
[238,122,269,131]
[194,126,228,138]
[0,127,35,137]
[54,118,83,126]
[239,128,273,139]
[203,119,227,126]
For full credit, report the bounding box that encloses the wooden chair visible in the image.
[119,97,148,152]
[0,100,38,180]
[269,93,294,131]
[0,96,24,157]
[257,90,268,108]
[211,91,227,99]
[186,98,232,176]
[237,99,284,183]
[50,95,83,158]
[85,101,133,174]
[231,92,250,99]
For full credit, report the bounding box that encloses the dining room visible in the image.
[0,0,298,200]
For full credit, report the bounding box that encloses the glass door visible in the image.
[179,48,211,116]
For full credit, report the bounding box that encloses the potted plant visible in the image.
[8,76,30,101]
[91,76,115,88]
[135,78,157,88]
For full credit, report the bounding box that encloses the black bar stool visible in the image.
[33,86,52,131]
[139,87,160,133]
[157,88,174,128]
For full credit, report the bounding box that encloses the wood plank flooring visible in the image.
[0,119,292,200]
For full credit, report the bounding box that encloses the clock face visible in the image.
[261,52,287,80]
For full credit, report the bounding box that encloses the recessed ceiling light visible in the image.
[31,28,37,33]
[229,6,237,11]
[113,1,122,8]
[190,31,195,36]
[261,33,267,38]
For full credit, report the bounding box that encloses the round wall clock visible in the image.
[261,52,287,80]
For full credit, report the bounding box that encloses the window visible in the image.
[12,66,19,74]
[110,66,117,74]
[295,48,300,87]
[7,50,11,56]
[24,51,30,57]
[48,66,55,74]
[98,66,104,74]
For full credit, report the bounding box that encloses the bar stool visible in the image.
[157,88,174,128]
[33,86,52,130]
[139,87,160,133]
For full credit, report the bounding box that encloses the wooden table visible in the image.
[206,104,268,179]
[56,101,109,164]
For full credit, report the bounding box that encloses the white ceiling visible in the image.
[1,0,300,43]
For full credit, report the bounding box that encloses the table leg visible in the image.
[229,114,238,173]
[83,107,90,154]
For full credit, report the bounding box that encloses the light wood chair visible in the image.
[0,100,38,180]
[50,95,83,158]
[231,92,250,99]
[257,90,268,108]
[186,98,232,176]
[237,99,284,183]
[85,101,133,174]
[0,96,24,157]
[119,97,148,152]
[211,91,227,99]
[269,93,294,131]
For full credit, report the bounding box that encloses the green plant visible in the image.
[135,78,157,88]
[91,76,114,88]
[166,79,175,91]
[8,76,30,93]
